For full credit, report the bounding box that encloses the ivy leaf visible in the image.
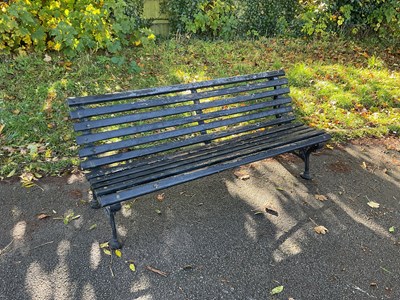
[270,285,284,295]
[389,226,395,233]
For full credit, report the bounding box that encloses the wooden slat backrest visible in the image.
[68,70,294,170]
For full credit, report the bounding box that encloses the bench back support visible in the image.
[68,70,294,170]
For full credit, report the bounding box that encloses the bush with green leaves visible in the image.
[0,0,154,56]
[299,0,399,43]
[183,0,238,39]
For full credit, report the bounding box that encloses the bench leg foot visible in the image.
[105,203,122,249]
[298,145,319,180]
[90,189,101,209]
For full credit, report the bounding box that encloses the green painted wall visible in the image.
[143,0,169,36]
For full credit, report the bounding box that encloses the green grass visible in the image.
[0,38,399,178]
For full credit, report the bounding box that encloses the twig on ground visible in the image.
[32,241,54,250]
[0,239,14,256]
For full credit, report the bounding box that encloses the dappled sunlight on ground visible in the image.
[1,138,399,299]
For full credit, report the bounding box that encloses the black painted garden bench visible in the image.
[67,70,331,249]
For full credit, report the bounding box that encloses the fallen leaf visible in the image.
[314,225,329,234]
[265,207,279,216]
[367,201,380,208]
[43,54,52,62]
[254,211,263,215]
[0,124,4,134]
[326,144,334,150]
[276,187,284,191]
[6,169,16,178]
[155,209,162,215]
[115,249,122,257]
[370,282,377,287]
[89,224,97,230]
[234,168,250,180]
[37,213,50,220]
[146,265,168,277]
[99,242,109,248]
[156,193,165,201]
[129,263,136,272]
[389,226,395,233]
[361,161,367,169]
[270,285,284,295]
[103,249,112,256]
[315,194,328,201]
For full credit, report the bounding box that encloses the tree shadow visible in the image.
[0,139,399,299]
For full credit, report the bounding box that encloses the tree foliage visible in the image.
[0,0,154,56]
[162,0,399,43]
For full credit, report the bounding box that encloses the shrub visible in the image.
[0,0,154,56]
[183,0,238,39]
[299,0,400,44]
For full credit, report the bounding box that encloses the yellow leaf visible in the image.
[54,42,62,51]
[99,242,109,248]
[6,169,16,178]
[314,225,329,234]
[129,263,136,272]
[270,285,284,295]
[103,249,111,256]
[326,144,334,150]
[115,249,122,257]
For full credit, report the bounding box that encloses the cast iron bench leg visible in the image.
[105,203,122,249]
[90,189,101,209]
[297,144,320,180]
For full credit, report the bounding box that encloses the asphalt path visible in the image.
[1,138,399,300]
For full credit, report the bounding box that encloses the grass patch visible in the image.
[0,38,399,178]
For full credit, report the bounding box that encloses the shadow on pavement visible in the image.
[0,138,399,300]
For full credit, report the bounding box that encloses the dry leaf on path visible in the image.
[146,266,168,277]
[234,168,250,180]
[156,193,165,201]
[115,249,122,258]
[270,285,284,295]
[129,263,136,272]
[367,201,380,208]
[315,194,328,201]
[37,213,50,220]
[314,225,329,234]
[103,249,112,256]
[265,207,279,216]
